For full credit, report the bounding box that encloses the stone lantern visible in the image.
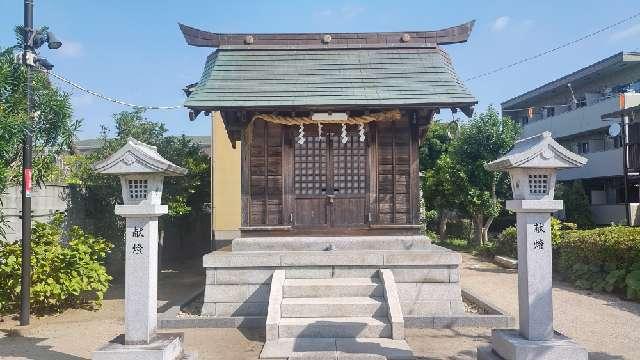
[478,132,588,360]
[91,138,196,360]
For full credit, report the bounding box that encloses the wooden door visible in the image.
[293,126,368,228]
[329,132,367,226]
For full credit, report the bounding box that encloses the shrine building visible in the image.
[180,22,477,241]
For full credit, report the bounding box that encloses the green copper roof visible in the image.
[184,48,476,110]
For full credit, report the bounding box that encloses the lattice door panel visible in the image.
[294,136,328,195]
[331,134,367,195]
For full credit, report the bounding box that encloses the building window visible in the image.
[546,107,555,118]
[577,142,589,154]
[614,136,623,149]
[529,174,549,195]
[128,179,148,199]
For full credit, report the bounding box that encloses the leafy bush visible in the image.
[495,226,517,258]
[554,225,640,300]
[0,213,112,315]
[436,237,471,252]
[494,219,577,260]
[474,242,497,259]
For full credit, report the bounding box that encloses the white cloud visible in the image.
[57,40,83,58]
[491,16,510,32]
[611,23,640,41]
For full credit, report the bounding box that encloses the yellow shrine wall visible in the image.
[211,111,241,242]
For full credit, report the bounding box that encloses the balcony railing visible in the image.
[520,94,640,139]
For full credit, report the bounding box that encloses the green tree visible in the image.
[420,121,464,239]
[421,108,519,245]
[556,180,593,229]
[452,107,520,246]
[422,153,465,240]
[419,121,456,171]
[0,30,79,238]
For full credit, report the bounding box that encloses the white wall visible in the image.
[591,204,628,225]
[557,148,623,181]
[522,94,640,139]
[1,184,67,243]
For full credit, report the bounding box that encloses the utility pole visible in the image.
[20,0,34,327]
[18,0,61,326]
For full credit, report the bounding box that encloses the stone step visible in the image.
[281,297,388,318]
[260,338,413,359]
[283,278,384,298]
[278,317,391,339]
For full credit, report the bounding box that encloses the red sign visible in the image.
[24,168,32,197]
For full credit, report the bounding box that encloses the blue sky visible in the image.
[1,1,639,139]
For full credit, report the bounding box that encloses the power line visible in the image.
[465,11,640,82]
[40,68,184,110]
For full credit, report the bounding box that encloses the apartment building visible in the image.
[502,52,640,225]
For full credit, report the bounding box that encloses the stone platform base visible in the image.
[92,333,197,360]
[261,338,413,359]
[477,329,587,360]
[232,235,432,252]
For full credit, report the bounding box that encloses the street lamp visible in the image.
[19,0,63,327]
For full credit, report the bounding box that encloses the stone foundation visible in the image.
[201,239,464,322]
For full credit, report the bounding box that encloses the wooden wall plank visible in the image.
[247,119,284,226]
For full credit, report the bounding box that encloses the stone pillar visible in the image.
[514,208,554,341]
[120,214,161,344]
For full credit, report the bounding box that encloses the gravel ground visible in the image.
[1,253,638,359]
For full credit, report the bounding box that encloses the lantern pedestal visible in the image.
[478,329,587,360]
[93,333,194,360]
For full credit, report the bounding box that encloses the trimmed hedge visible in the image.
[493,220,640,300]
[554,225,640,299]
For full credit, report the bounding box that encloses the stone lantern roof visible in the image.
[485,131,587,171]
[93,138,187,176]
